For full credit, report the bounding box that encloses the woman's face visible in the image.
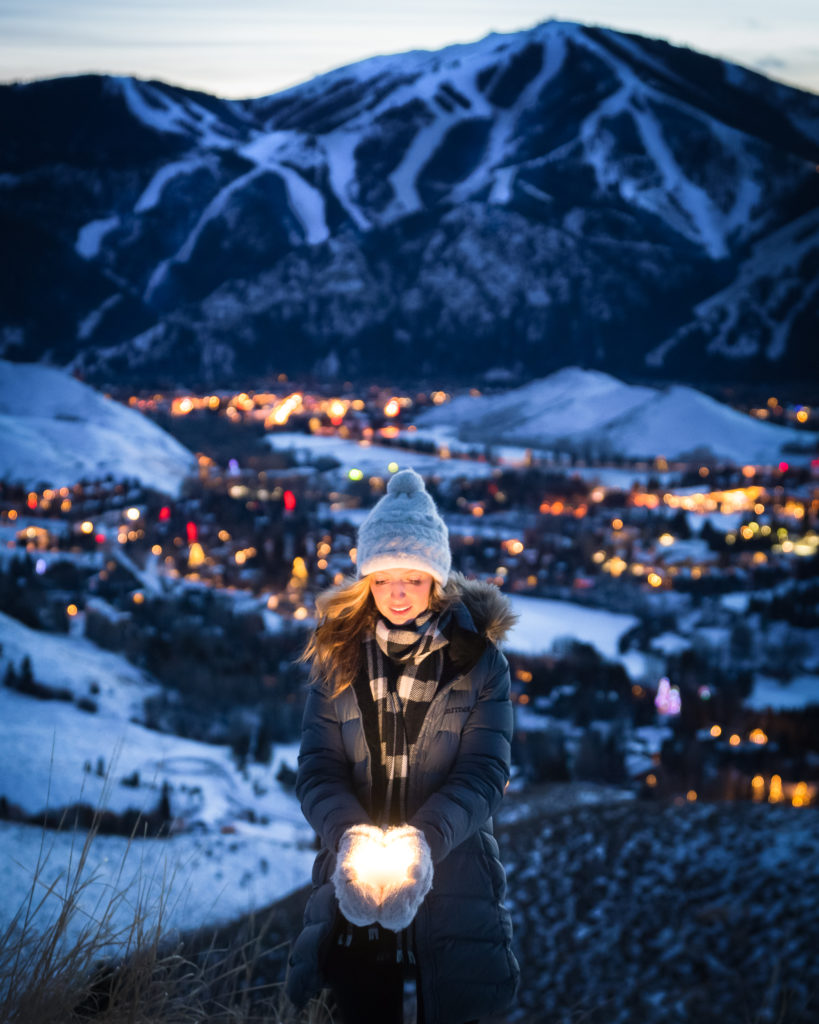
[369,568,434,626]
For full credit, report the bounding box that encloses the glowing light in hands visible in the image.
[345,826,418,896]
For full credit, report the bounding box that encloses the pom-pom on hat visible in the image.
[356,468,451,585]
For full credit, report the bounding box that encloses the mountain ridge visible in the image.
[1,20,817,387]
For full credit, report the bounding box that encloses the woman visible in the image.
[286,469,520,1024]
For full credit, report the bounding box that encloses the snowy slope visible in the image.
[745,673,819,711]
[242,21,814,251]
[506,594,639,665]
[265,431,516,479]
[647,205,819,371]
[415,367,813,464]
[0,611,314,951]
[3,22,817,385]
[498,798,819,1023]
[0,360,196,494]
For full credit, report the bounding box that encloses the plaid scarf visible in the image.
[364,610,450,826]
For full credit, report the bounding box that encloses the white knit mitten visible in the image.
[332,825,381,926]
[375,825,434,932]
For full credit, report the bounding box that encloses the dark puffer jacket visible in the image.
[286,575,520,1024]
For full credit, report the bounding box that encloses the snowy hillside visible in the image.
[0,611,314,951]
[495,795,819,1023]
[647,205,819,375]
[1,21,817,384]
[414,367,814,463]
[0,360,196,494]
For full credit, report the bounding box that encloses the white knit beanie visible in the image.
[356,469,451,585]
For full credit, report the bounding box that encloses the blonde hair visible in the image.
[302,573,453,697]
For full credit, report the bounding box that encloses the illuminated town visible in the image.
[1,382,817,812]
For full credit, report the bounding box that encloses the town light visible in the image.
[605,557,628,577]
[188,542,205,568]
[267,392,303,427]
[328,399,346,424]
[655,677,681,715]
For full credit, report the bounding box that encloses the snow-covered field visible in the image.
[505,595,638,662]
[266,430,506,480]
[415,367,815,464]
[746,673,819,711]
[0,820,314,957]
[0,613,314,953]
[0,360,195,495]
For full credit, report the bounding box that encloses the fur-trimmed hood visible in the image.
[445,571,517,647]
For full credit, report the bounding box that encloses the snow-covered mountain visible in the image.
[1,21,817,385]
[415,366,814,463]
[0,359,196,494]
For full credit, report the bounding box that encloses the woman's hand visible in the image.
[375,825,433,931]
[332,825,383,926]
[332,824,433,931]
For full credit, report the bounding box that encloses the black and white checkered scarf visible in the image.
[364,610,451,826]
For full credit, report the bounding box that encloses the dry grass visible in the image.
[0,807,334,1024]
